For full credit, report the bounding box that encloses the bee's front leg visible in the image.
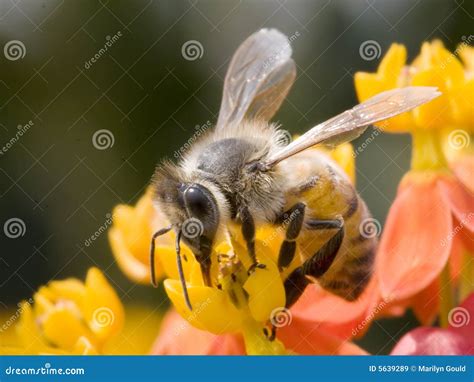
[238,206,266,274]
[276,202,306,270]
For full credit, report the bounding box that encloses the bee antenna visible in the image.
[150,226,172,287]
[175,230,193,311]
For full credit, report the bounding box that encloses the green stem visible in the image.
[411,128,448,172]
[439,263,454,328]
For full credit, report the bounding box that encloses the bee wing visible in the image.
[215,29,296,130]
[263,86,441,168]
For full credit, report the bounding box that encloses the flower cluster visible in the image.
[355,41,473,330]
[1,268,124,355]
[1,41,472,356]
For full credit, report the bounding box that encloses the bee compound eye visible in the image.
[181,184,219,239]
[184,186,209,214]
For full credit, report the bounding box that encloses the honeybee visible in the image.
[150,29,440,314]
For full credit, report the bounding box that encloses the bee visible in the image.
[150,29,440,313]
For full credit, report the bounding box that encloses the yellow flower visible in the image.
[355,40,470,133]
[448,44,474,129]
[109,145,355,354]
[104,305,163,355]
[108,187,172,284]
[2,267,124,355]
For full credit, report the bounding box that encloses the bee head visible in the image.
[176,182,219,255]
[152,163,225,285]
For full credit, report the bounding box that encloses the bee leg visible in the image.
[175,230,193,311]
[150,225,172,287]
[283,267,310,309]
[304,218,344,279]
[283,218,344,308]
[276,202,306,270]
[195,248,212,287]
[239,206,266,274]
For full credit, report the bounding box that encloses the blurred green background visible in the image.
[0,0,472,353]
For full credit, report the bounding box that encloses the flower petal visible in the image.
[411,279,439,325]
[0,346,69,355]
[17,301,45,350]
[109,188,172,284]
[108,227,151,284]
[42,308,92,351]
[437,176,474,232]
[354,44,412,132]
[151,310,244,355]
[391,327,472,355]
[448,292,474,345]
[47,279,86,305]
[451,154,474,194]
[278,315,368,355]
[377,176,452,300]
[73,337,99,355]
[156,245,197,283]
[411,69,453,129]
[83,268,124,342]
[289,277,382,342]
[244,260,285,323]
[164,279,243,334]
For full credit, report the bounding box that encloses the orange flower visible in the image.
[355,41,474,326]
[376,172,473,323]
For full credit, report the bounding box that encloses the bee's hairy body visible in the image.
[154,120,376,301]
